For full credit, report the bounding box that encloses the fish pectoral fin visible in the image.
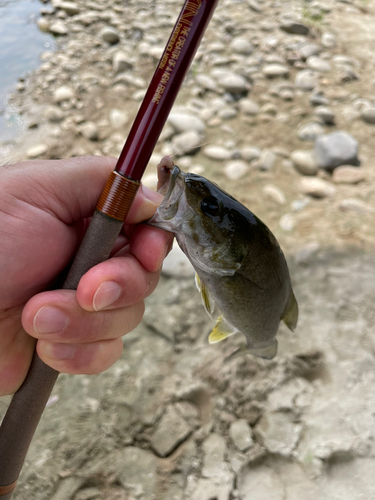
[225,340,278,362]
[282,290,299,331]
[208,316,237,344]
[195,273,215,318]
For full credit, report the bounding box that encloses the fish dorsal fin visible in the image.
[282,290,299,331]
[195,273,215,318]
[225,339,278,362]
[208,315,238,344]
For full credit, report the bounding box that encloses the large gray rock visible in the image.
[314,131,360,170]
[116,447,157,499]
[255,411,302,456]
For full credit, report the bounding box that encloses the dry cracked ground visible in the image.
[1,0,375,499]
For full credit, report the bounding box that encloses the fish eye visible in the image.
[200,196,220,217]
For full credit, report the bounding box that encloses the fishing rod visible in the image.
[0,0,219,497]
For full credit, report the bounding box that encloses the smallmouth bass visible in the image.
[148,157,298,359]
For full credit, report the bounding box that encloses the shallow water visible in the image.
[0,0,54,142]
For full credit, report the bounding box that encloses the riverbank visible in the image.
[2,0,375,499]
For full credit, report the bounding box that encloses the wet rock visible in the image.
[229,419,254,452]
[203,145,232,161]
[116,447,157,498]
[314,106,335,125]
[258,149,276,171]
[263,64,290,78]
[99,26,120,44]
[332,166,366,184]
[239,98,260,115]
[150,405,191,457]
[299,177,336,198]
[321,32,336,48]
[49,20,68,36]
[37,17,50,32]
[54,85,75,103]
[255,411,302,456]
[241,146,261,162]
[361,107,375,124]
[295,70,317,91]
[307,56,332,73]
[172,130,202,155]
[112,51,133,74]
[224,160,249,180]
[314,131,360,170]
[80,122,99,141]
[109,108,128,128]
[230,37,254,55]
[291,150,318,175]
[298,122,325,141]
[168,111,205,134]
[280,21,310,36]
[338,198,374,214]
[59,1,80,15]
[263,184,286,204]
[26,144,48,158]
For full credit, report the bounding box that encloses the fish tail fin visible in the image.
[225,339,278,362]
[282,290,299,331]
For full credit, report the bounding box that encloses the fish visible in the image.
[148,156,298,360]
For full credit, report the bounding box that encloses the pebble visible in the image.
[314,106,335,125]
[321,32,336,49]
[279,213,295,231]
[80,122,99,141]
[59,1,80,15]
[280,21,310,36]
[54,86,75,103]
[314,131,360,171]
[26,144,48,158]
[291,150,318,175]
[255,411,302,456]
[203,145,232,161]
[112,51,133,74]
[298,122,325,141]
[196,74,217,92]
[299,43,322,60]
[299,177,336,198]
[361,107,375,124]
[202,434,228,478]
[241,146,260,161]
[258,149,276,171]
[248,0,262,12]
[224,160,249,180]
[295,70,318,91]
[310,92,330,106]
[162,245,195,278]
[44,105,64,122]
[109,109,128,128]
[239,98,260,115]
[150,405,191,457]
[230,37,254,55]
[332,166,366,184]
[168,111,206,134]
[229,420,254,452]
[217,73,249,94]
[116,447,157,498]
[37,18,50,32]
[338,198,374,214]
[99,26,120,44]
[172,130,202,155]
[263,184,286,204]
[307,56,332,73]
[262,64,290,78]
[49,20,68,36]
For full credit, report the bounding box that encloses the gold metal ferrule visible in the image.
[96,171,140,221]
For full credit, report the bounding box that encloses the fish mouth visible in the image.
[148,165,187,225]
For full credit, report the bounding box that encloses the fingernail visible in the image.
[34,306,69,335]
[93,281,122,311]
[142,185,162,204]
[45,343,76,360]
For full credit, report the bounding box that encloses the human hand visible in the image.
[0,156,173,396]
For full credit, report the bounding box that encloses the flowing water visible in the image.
[0,0,54,143]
